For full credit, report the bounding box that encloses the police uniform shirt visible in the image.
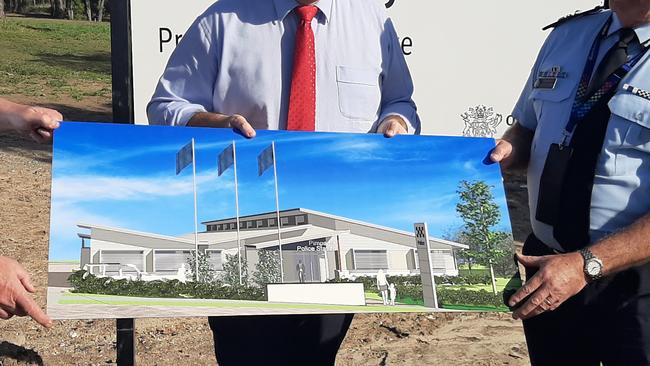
[513,10,650,251]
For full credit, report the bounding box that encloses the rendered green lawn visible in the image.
[441,277,515,293]
[0,17,111,100]
[59,292,428,312]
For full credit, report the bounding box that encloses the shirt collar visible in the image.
[609,12,650,46]
[273,0,332,23]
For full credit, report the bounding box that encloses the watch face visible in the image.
[586,260,602,276]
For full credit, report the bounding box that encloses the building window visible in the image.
[353,250,389,270]
[269,218,276,227]
[247,221,254,229]
[100,250,145,274]
[217,224,223,231]
[154,250,193,273]
[280,217,289,226]
[257,220,266,228]
[430,249,452,270]
[229,223,236,230]
[206,250,223,271]
[296,215,306,225]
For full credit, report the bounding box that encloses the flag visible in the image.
[176,141,193,175]
[257,145,274,176]
[218,144,235,177]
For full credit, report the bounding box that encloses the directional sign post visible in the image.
[414,223,438,309]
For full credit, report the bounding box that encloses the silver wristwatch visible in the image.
[579,248,603,281]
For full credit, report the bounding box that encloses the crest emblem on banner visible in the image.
[461,105,503,138]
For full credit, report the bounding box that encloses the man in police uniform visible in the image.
[491,0,650,364]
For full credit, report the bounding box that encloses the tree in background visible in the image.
[456,180,512,294]
[221,252,249,287]
[82,0,105,21]
[253,250,282,288]
[186,251,217,284]
[2,0,108,20]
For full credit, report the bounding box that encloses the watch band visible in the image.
[579,248,603,281]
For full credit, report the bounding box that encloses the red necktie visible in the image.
[287,5,318,131]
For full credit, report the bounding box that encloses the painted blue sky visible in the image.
[49,122,512,260]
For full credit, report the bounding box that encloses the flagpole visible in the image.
[232,141,243,286]
[272,141,285,283]
[191,138,199,282]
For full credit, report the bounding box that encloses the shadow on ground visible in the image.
[0,341,44,366]
[35,52,111,75]
[44,102,112,122]
[0,103,112,162]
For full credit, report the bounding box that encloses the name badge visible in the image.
[535,66,568,90]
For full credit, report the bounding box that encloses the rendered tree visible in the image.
[222,252,249,287]
[186,250,216,284]
[253,250,281,288]
[456,180,511,294]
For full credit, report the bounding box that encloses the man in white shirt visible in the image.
[148,0,419,364]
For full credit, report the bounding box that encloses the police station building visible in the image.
[78,208,467,283]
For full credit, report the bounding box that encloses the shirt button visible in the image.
[636,112,645,121]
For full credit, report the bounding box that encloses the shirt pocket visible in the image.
[336,66,381,121]
[608,93,650,176]
[529,82,575,124]
[528,83,575,155]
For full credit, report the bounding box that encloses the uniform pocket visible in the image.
[336,66,381,121]
[608,93,650,176]
[529,81,575,123]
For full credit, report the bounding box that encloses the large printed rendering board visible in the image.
[128,0,601,136]
[48,122,515,319]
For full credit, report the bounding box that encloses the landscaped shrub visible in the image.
[68,270,265,301]
[437,273,491,286]
[437,288,504,308]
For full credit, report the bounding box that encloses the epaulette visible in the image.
[542,6,606,31]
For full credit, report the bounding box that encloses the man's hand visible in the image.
[489,123,533,170]
[188,112,256,138]
[0,256,52,328]
[377,115,408,138]
[1,101,62,144]
[490,139,515,168]
[508,253,588,320]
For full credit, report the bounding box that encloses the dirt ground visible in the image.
[0,97,531,365]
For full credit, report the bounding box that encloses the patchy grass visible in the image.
[0,16,111,100]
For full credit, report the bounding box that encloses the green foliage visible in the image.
[185,251,216,283]
[437,274,491,286]
[328,275,422,292]
[437,288,505,308]
[456,180,515,292]
[252,250,281,287]
[68,270,265,301]
[221,253,248,287]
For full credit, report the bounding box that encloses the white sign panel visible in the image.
[129,0,601,135]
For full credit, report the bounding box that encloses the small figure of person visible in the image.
[376,269,389,306]
[296,260,305,283]
[388,283,397,306]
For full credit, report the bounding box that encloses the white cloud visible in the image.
[52,171,233,204]
[48,202,125,259]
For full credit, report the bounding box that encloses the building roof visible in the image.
[202,208,469,250]
[78,208,469,251]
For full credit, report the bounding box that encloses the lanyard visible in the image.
[560,17,649,147]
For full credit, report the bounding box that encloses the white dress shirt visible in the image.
[147,0,420,134]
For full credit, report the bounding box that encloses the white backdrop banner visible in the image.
[130,0,601,136]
